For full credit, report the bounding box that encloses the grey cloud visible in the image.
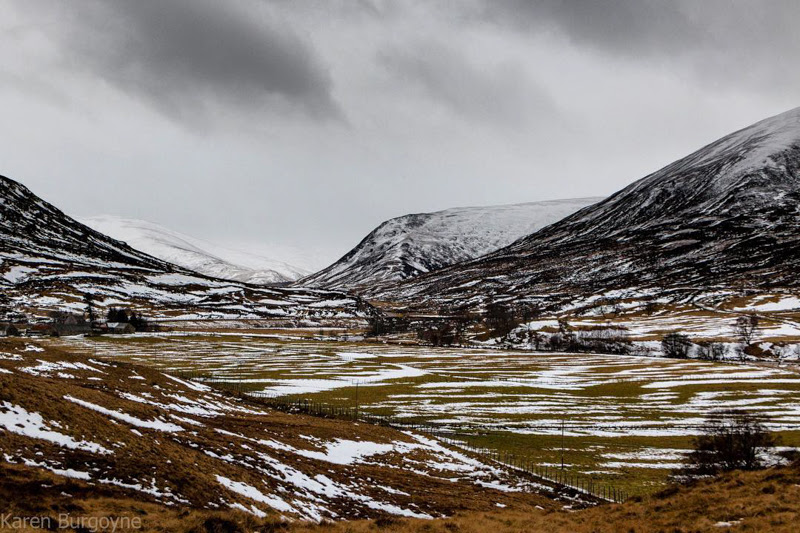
[479,0,704,58]
[378,42,554,128]
[476,1,800,93]
[19,0,341,125]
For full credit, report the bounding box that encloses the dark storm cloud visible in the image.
[478,0,703,57]
[26,0,341,124]
[378,42,554,128]
[476,0,800,91]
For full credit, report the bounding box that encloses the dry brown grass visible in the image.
[0,338,559,523]
[282,464,800,533]
[3,460,798,532]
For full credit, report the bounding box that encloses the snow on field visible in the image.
[260,364,428,396]
[52,334,800,488]
[64,395,184,432]
[99,477,188,504]
[163,373,212,392]
[209,434,445,521]
[292,439,395,465]
[0,401,112,454]
[733,296,800,312]
[601,461,685,470]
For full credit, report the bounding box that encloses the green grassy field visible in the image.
[51,332,800,496]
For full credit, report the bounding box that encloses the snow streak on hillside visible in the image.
[300,198,601,294]
[383,106,800,313]
[78,216,309,285]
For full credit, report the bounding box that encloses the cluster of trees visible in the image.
[106,307,149,331]
[661,332,693,358]
[415,317,468,347]
[661,314,761,361]
[484,302,541,339]
[365,315,410,337]
[540,320,632,354]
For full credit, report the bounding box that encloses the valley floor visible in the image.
[51,331,800,496]
[3,331,799,532]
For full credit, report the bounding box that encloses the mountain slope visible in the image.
[298,198,601,295]
[77,216,309,285]
[381,107,800,312]
[0,175,369,323]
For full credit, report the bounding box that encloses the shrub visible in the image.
[679,410,778,478]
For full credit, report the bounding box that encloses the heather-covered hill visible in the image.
[383,107,800,314]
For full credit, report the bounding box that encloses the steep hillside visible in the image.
[0,175,369,323]
[77,215,309,285]
[382,107,800,313]
[0,338,562,522]
[299,198,600,295]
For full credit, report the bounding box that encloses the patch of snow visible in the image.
[64,395,184,432]
[0,401,112,454]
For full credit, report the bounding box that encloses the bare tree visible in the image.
[733,314,760,346]
[662,332,692,359]
[697,341,726,361]
[679,410,778,478]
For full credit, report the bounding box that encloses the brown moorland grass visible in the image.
[0,338,566,523]
[2,460,799,532]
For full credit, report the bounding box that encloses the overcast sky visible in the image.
[1,1,798,269]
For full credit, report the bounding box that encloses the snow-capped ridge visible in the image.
[77,215,309,285]
[298,197,601,294]
[382,106,800,311]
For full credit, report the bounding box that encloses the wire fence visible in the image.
[170,369,633,504]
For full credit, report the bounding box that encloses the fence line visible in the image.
[170,369,631,504]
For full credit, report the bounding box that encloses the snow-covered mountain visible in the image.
[0,175,370,323]
[77,215,309,285]
[382,106,800,312]
[298,198,601,294]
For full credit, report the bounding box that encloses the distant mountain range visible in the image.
[77,215,309,285]
[377,107,800,314]
[5,106,800,322]
[298,198,600,295]
[0,176,369,323]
